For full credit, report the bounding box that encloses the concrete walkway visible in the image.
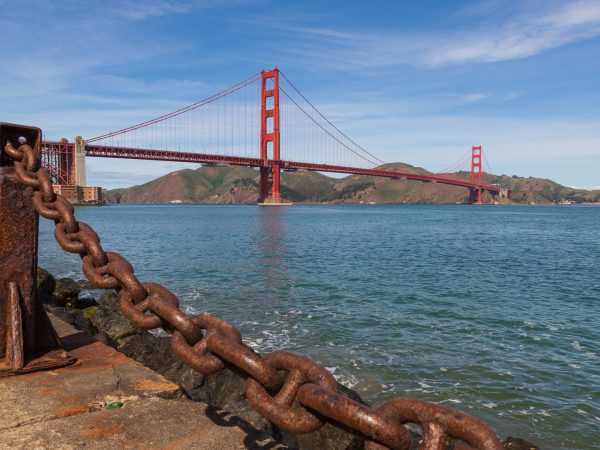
[0,315,286,449]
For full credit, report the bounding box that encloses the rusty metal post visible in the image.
[0,123,75,376]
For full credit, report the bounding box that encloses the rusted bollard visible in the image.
[0,123,75,376]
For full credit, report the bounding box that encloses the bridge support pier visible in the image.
[469,187,482,204]
[259,165,290,205]
[259,166,278,202]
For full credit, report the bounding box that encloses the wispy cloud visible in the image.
[275,1,600,69]
[462,93,488,102]
[84,75,207,98]
[429,0,600,66]
[0,0,244,98]
[0,0,251,138]
[293,91,490,127]
[112,1,193,22]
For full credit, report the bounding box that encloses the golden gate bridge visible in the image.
[40,68,506,204]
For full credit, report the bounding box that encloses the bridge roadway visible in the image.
[49,142,500,195]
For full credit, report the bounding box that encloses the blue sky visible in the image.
[2,0,600,189]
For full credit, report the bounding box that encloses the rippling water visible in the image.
[39,204,599,448]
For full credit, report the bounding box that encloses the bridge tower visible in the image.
[259,68,283,204]
[74,136,87,186]
[470,145,483,204]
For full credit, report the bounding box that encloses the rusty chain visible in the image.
[4,139,504,450]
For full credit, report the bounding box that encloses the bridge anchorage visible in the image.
[40,68,509,205]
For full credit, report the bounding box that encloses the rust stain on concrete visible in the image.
[55,406,88,418]
[39,386,61,396]
[82,424,125,440]
[135,379,180,394]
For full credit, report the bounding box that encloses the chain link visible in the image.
[3,139,504,450]
[246,351,339,434]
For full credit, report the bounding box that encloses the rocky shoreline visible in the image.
[39,268,540,450]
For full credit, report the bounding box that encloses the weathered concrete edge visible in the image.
[0,313,287,449]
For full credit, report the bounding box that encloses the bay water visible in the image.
[39,204,600,448]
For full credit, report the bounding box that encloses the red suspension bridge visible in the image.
[41,68,506,204]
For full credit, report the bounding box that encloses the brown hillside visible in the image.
[104,163,599,205]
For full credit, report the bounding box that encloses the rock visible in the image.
[82,305,98,318]
[119,332,239,407]
[97,291,120,311]
[37,267,56,303]
[49,307,97,336]
[90,291,144,341]
[52,278,80,307]
[503,437,541,450]
[76,279,96,289]
[119,334,206,398]
[92,330,118,348]
[74,297,98,309]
